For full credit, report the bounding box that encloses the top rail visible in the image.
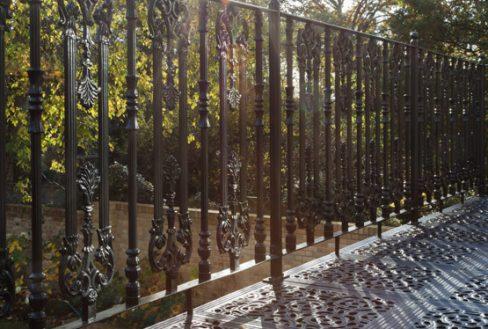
[214,0,480,63]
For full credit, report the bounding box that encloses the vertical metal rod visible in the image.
[253,10,266,263]
[269,0,282,281]
[441,56,449,201]
[334,237,340,258]
[479,58,486,196]
[409,32,420,224]
[63,11,78,240]
[152,27,163,249]
[403,45,411,209]
[298,36,306,226]
[333,34,344,230]
[417,50,425,207]
[98,17,110,230]
[198,0,211,282]
[448,58,456,197]
[380,41,391,220]
[312,37,320,196]
[285,18,296,252]
[185,289,193,317]
[364,40,372,218]
[27,0,47,325]
[238,42,248,206]
[218,12,229,212]
[125,0,140,307]
[179,19,190,251]
[323,27,334,238]
[353,35,364,228]
[433,55,443,210]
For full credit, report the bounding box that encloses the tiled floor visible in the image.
[150,198,488,328]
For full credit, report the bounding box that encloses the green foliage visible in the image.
[387,0,487,58]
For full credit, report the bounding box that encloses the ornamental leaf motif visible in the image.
[59,161,113,304]
[217,151,250,266]
[77,161,100,206]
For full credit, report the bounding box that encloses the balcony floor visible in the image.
[149,197,488,329]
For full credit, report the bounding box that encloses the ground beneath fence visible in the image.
[149,198,488,329]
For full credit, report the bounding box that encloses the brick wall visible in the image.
[6,202,386,308]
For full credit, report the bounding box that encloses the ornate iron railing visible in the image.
[0,0,486,327]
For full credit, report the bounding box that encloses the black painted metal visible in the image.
[353,35,365,228]
[285,18,296,253]
[95,0,113,243]
[0,0,13,318]
[0,0,485,325]
[253,10,266,263]
[147,0,192,294]
[125,0,140,307]
[57,0,115,322]
[269,0,282,281]
[197,0,211,283]
[215,3,251,271]
[380,41,392,220]
[27,0,47,325]
[322,26,334,239]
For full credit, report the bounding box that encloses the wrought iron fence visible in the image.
[0,0,486,327]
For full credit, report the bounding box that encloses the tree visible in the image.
[386,0,487,58]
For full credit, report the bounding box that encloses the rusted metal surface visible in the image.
[151,198,488,328]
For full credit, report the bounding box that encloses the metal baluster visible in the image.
[216,4,250,271]
[333,33,344,231]
[27,0,47,324]
[363,39,373,221]
[477,57,486,196]
[285,18,296,252]
[253,10,266,263]
[197,0,211,282]
[455,58,463,196]
[380,41,391,220]
[372,40,381,223]
[344,35,354,227]
[417,50,426,207]
[58,0,80,293]
[391,44,402,214]
[177,2,192,287]
[323,26,334,238]
[424,53,434,205]
[58,0,115,322]
[95,0,114,253]
[269,0,282,281]
[460,61,469,202]
[448,58,456,197]
[148,0,166,272]
[125,0,140,306]
[312,29,321,208]
[353,35,364,228]
[409,32,420,224]
[441,56,449,200]
[238,17,249,229]
[147,0,192,294]
[433,55,443,210]
[0,0,14,317]
[403,45,412,210]
[296,26,306,230]
[216,5,230,267]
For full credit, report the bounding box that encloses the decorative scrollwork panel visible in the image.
[59,162,114,322]
[149,156,192,292]
[217,152,250,270]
